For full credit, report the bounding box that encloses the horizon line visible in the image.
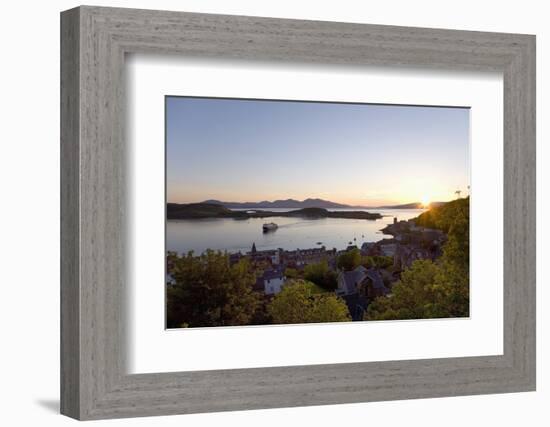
[166,196,460,206]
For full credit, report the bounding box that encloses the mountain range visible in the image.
[202,198,359,209]
[200,198,446,209]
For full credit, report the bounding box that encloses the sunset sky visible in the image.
[166,96,470,206]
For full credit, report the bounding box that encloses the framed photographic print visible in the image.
[61,6,536,420]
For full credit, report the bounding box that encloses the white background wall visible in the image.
[0,0,546,425]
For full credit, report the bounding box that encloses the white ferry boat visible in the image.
[262,222,278,232]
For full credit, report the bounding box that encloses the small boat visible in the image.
[262,222,278,232]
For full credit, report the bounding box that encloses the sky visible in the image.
[166,96,470,206]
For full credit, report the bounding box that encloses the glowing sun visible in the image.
[421,196,431,208]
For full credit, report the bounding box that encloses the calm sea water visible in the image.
[167,208,424,255]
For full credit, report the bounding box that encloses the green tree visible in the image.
[366,197,470,320]
[375,255,394,269]
[362,255,393,269]
[268,280,351,324]
[166,250,260,328]
[441,209,469,273]
[415,197,469,234]
[366,259,444,320]
[304,260,338,291]
[284,267,300,279]
[337,248,361,271]
[361,256,375,269]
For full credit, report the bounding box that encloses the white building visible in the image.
[262,269,286,295]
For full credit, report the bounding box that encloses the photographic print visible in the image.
[165,96,470,329]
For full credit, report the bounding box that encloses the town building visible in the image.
[337,265,368,296]
[342,293,368,321]
[337,266,389,320]
[363,269,389,299]
[281,246,336,268]
[380,243,398,257]
[255,268,286,295]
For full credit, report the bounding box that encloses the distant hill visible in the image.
[180,198,449,210]
[201,198,360,209]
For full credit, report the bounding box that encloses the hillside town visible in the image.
[165,95,470,328]
[166,198,469,328]
[221,216,446,321]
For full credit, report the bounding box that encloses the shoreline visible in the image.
[166,225,395,257]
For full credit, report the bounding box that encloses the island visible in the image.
[166,203,383,220]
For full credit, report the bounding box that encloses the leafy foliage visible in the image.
[366,197,470,320]
[361,255,393,269]
[284,267,301,280]
[415,197,469,234]
[268,280,351,324]
[304,260,338,291]
[337,248,361,271]
[166,250,261,328]
[366,258,469,320]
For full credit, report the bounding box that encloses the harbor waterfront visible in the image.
[165,198,470,328]
[167,208,424,255]
[165,97,470,328]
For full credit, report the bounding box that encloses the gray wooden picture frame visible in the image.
[60,5,536,421]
